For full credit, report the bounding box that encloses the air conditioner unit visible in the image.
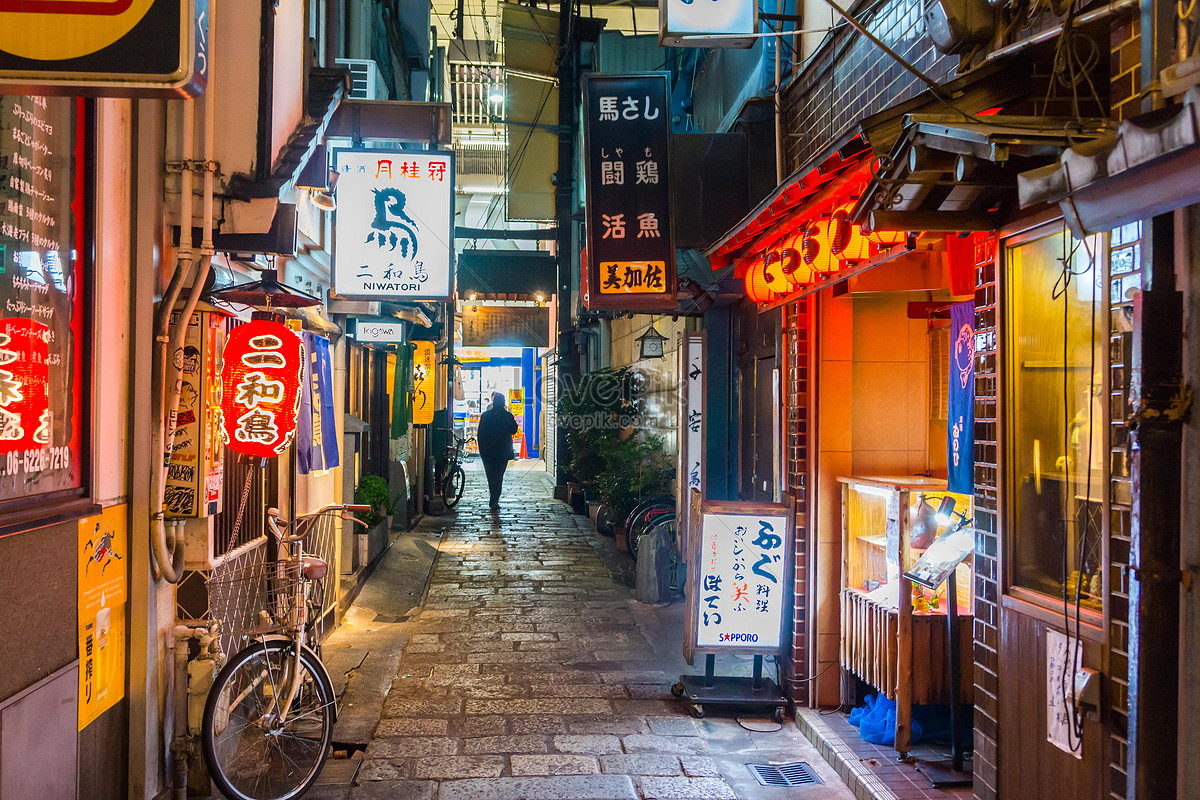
[335,59,389,100]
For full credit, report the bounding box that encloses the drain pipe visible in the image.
[149,91,196,584]
[151,0,219,583]
[170,619,219,800]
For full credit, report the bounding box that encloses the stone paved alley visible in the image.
[309,463,853,800]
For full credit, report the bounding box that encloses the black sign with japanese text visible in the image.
[0,95,87,505]
[582,72,675,311]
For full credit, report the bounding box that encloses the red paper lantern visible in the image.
[802,218,838,274]
[0,318,50,453]
[744,256,776,304]
[763,248,791,295]
[869,227,906,248]
[779,232,816,286]
[829,207,870,261]
[220,321,305,458]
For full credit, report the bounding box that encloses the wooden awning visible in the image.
[1018,86,1200,237]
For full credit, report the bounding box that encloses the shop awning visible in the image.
[1018,86,1200,237]
[704,136,872,270]
[704,60,1037,269]
[225,68,349,202]
[851,114,1111,233]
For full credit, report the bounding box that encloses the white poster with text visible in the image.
[333,150,455,300]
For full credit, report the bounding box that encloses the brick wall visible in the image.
[781,0,957,173]
[783,299,811,704]
[971,237,1001,800]
[1110,17,1142,122]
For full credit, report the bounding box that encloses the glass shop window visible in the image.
[1005,227,1106,609]
[0,96,90,515]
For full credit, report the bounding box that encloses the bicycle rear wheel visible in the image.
[202,638,335,800]
[443,466,466,509]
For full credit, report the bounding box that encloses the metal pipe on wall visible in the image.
[149,92,195,585]
[774,0,784,184]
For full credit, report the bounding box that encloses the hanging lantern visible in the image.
[220,320,305,458]
[744,256,776,304]
[763,247,791,295]
[779,231,816,286]
[829,207,870,261]
[802,218,838,274]
[0,318,50,453]
[636,322,669,359]
[869,227,906,248]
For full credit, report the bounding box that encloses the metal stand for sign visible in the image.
[677,491,792,722]
[911,568,972,788]
[903,520,975,789]
[671,654,787,722]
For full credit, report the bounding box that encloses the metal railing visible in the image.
[454,140,506,176]
[450,61,504,127]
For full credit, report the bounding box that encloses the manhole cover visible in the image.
[747,762,822,787]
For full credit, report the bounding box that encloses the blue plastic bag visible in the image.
[848,694,923,746]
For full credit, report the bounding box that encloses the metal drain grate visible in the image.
[747,762,822,787]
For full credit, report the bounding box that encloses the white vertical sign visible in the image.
[1046,629,1084,758]
[332,149,455,300]
[694,511,788,648]
[685,335,705,493]
[677,332,705,555]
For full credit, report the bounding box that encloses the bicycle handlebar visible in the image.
[267,504,372,542]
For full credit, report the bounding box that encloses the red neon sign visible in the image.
[220,321,305,458]
[0,318,51,453]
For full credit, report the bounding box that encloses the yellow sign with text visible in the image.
[412,341,436,425]
[78,504,128,730]
[0,1,158,62]
[597,261,668,294]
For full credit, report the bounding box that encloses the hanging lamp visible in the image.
[829,207,870,261]
[802,218,837,274]
[779,231,815,287]
[763,247,791,295]
[744,256,776,304]
[636,320,669,359]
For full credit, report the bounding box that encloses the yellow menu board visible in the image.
[78,504,127,729]
[412,341,436,425]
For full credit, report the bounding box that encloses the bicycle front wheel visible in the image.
[202,638,335,800]
[443,466,466,509]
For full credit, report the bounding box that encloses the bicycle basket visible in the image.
[207,559,302,640]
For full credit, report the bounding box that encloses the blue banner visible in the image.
[313,334,340,470]
[297,333,340,474]
[296,334,315,474]
[948,301,975,494]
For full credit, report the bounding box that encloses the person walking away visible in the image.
[476,391,519,510]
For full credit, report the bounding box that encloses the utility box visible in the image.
[165,306,227,518]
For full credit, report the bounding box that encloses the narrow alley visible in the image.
[313,464,852,800]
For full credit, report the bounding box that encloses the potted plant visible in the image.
[596,432,672,552]
[353,475,396,566]
[557,366,645,505]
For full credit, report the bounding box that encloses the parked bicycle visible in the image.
[625,494,675,562]
[201,503,368,800]
[440,435,471,509]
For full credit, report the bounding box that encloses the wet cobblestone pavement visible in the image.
[315,462,852,800]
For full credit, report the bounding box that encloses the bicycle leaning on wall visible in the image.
[201,503,368,800]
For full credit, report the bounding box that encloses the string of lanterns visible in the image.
[744,202,907,304]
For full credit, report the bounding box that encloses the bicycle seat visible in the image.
[301,556,328,581]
